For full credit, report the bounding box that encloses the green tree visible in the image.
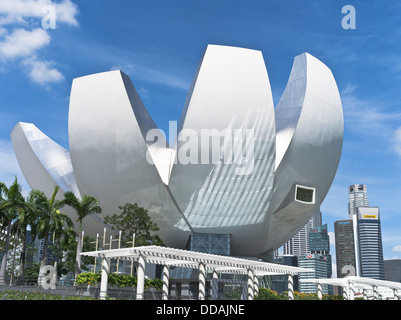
[61,191,101,278]
[29,186,73,284]
[104,203,163,247]
[0,177,26,285]
[58,234,95,275]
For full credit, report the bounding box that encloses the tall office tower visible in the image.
[309,224,332,278]
[334,219,356,278]
[283,209,321,256]
[348,184,369,219]
[298,254,330,294]
[356,207,385,280]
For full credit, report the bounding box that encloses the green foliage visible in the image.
[75,272,101,285]
[255,287,344,300]
[224,287,242,300]
[255,288,287,300]
[75,272,163,289]
[104,203,163,247]
[0,290,96,300]
[108,273,137,287]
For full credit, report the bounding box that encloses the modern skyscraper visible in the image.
[298,254,330,294]
[309,223,332,279]
[356,207,385,280]
[283,209,322,256]
[335,185,385,280]
[334,219,356,278]
[348,184,369,219]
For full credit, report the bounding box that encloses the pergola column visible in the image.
[136,254,146,300]
[317,283,323,300]
[247,269,254,300]
[162,265,170,300]
[393,288,399,300]
[287,274,294,300]
[349,283,355,300]
[342,286,348,300]
[100,256,109,300]
[363,288,368,300]
[211,269,218,300]
[198,262,206,300]
[253,275,259,297]
[372,285,379,300]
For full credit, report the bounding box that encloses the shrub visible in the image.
[75,272,101,285]
[255,288,287,300]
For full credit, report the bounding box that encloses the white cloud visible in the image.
[392,245,401,253]
[0,0,78,26]
[22,55,64,84]
[0,1,78,85]
[0,27,49,59]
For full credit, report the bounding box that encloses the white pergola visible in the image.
[80,245,313,300]
[300,276,401,300]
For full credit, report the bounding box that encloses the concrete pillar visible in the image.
[317,283,323,300]
[393,288,399,300]
[253,275,259,297]
[363,288,368,300]
[287,274,294,300]
[349,283,355,300]
[136,254,146,300]
[100,257,109,300]
[372,285,379,300]
[198,262,206,300]
[162,265,170,300]
[247,269,254,300]
[342,286,348,300]
[211,269,218,300]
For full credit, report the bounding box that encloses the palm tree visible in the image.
[62,191,101,279]
[29,186,73,285]
[0,177,26,286]
[12,190,42,284]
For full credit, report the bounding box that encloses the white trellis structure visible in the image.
[300,276,401,300]
[80,245,313,300]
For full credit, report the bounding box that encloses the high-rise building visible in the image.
[283,209,322,256]
[309,224,332,279]
[298,254,330,294]
[356,207,384,280]
[384,259,401,282]
[348,184,369,219]
[334,219,356,278]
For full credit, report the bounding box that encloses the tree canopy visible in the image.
[104,203,163,247]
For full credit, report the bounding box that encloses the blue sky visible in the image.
[1,1,401,271]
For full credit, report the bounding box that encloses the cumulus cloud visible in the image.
[0,0,78,85]
[0,0,78,26]
[22,55,64,84]
[0,27,50,59]
[392,245,401,253]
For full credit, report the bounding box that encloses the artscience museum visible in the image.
[10,44,343,258]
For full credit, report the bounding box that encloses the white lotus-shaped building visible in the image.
[11,45,343,257]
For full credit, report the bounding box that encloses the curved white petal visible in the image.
[9,122,106,234]
[168,45,276,255]
[266,53,344,251]
[68,70,191,248]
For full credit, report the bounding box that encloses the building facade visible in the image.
[356,207,385,280]
[334,219,356,278]
[384,259,401,283]
[348,184,369,219]
[298,254,330,294]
